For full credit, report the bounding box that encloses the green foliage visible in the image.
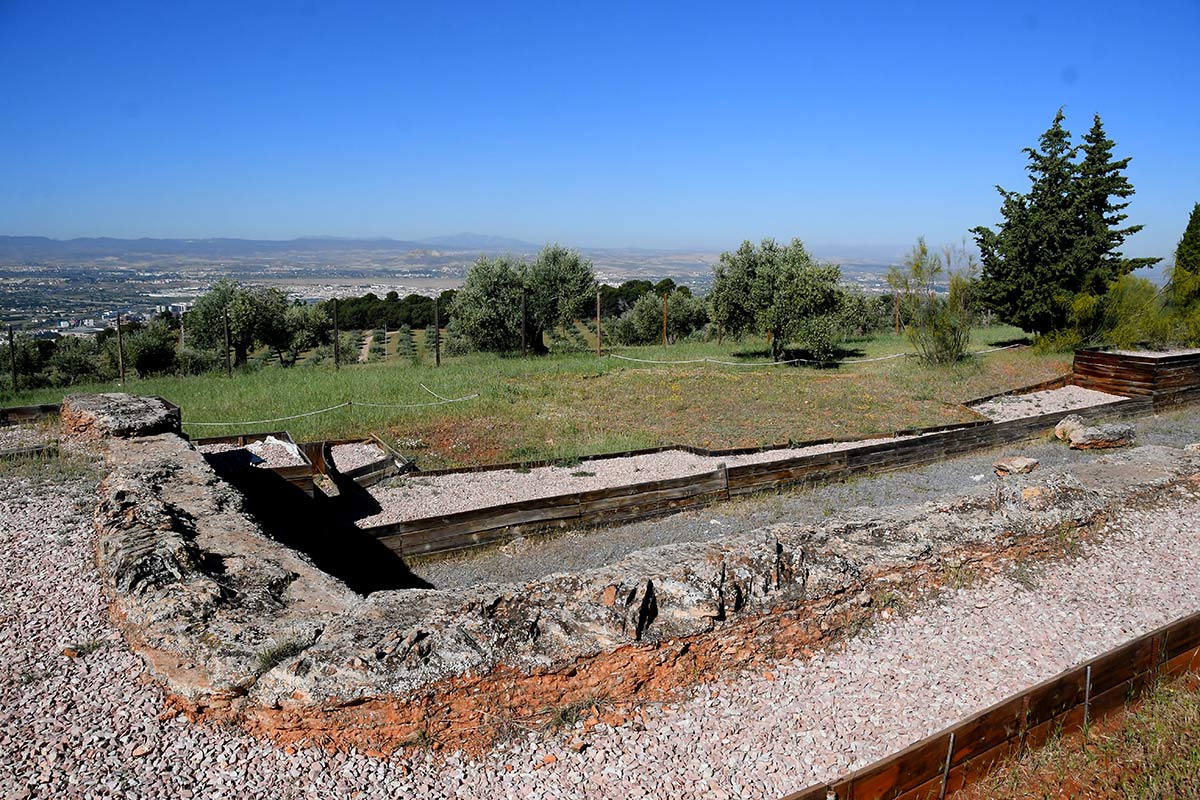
[186,278,292,366]
[893,238,974,364]
[709,238,842,360]
[610,288,708,345]
[973,110,1159,336]
[450,245,596,355]
[117,321,178,377]
[1169,204,1200,342]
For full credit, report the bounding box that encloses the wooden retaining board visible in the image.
[781,611,1200,800]
[0,402,62,425]
[1073,347,1200,408]
[191,430,315,496]
[369,468,728,558]
[319,434,411,488]
[362,394,1151,559]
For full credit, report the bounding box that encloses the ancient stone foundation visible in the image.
[80,394,1200,753]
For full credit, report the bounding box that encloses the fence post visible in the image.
[434,297,441,367]
[7,325,16,394]
[521,288,528,357]
[223,308,232,378]
[332,299,340,370]
[116,313,125,385]
[382,324,388,362]
[662,293,668,347]
[596,288,602,357]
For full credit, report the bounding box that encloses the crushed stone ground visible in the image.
[970,385,1125,422]
[3,432,1199,798]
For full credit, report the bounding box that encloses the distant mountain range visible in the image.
[0,233,566,261]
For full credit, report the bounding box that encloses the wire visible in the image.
[183,402,352,427]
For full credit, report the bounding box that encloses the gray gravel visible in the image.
[412,406,1200,589]
[197,439,306,468]
[2,438,1199,799]
[329,442,386,473]
[0,424,53,451]
[970,385,1126,422]
[357,436,916,528]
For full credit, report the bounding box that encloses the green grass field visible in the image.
[6,325,1068,470]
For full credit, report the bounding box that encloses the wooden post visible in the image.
[433,297,441,367]
[521,288,528,357]
[717,322,722,345]
[662,293,668,347]
[595,288,602,357]
[382,324,388,362]
[332,299,340,370]
[7,325,16,394]
[222,309,232,378]
[179,310,185,349]
[116,313,125,385]
[894,292,900,335]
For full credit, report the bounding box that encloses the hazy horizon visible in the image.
[2,2,1196,261]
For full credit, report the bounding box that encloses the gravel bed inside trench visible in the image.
[969,385,1126,422]
[3,441,1200,799]
[356,435,915,527]
[196,440,306,468]
[329,442,386,473]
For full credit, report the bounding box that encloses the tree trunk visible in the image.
[529,325,549,355]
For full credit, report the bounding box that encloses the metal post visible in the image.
[1083,664,1092,730]
[332,299,340,370]
[7,325,16,394]
[223,308,232,378]
[595,288,602,357]
[116,313,125,385]
[433,297,441,367]
[937,731,955,800]
[521,288,528,357]
[662,293,668,347]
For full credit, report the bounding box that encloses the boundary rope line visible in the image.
[606,342,1024,367]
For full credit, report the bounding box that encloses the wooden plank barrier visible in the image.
[1073,347,1200,409]
[191,430,316,497]
[0,402,62,425]
[362,395,1151,559]
[317,434,412,488]
[780,611,1200,800]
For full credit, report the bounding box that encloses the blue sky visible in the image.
[1,0,1196,259]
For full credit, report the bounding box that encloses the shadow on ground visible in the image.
[209,462,432,594]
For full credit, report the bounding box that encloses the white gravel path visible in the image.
[3,451,1199,799]
[329,442,386,473]
[970,385,1127,422]
[358,437,918,527]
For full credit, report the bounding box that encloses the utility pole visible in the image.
[332,299,340,370]
[662,293,668,347]
[521,288,528,357]
[7,325,16,395]
[433,296,441,367]
[116,313,126,385]
[223,309,232,378]
[595,288,602,357]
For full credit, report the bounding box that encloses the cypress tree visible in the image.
[973,109,1157,336]
[1074,114,1159,295]
[1170,202,1200,308]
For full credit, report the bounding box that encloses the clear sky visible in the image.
[1,0,1196,259]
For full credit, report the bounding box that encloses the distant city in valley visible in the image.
[0,234,905,336]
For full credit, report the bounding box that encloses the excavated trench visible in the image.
[72,391,1200,756]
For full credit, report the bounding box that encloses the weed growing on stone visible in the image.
[541,692,610,731]
[255,640,306,673]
